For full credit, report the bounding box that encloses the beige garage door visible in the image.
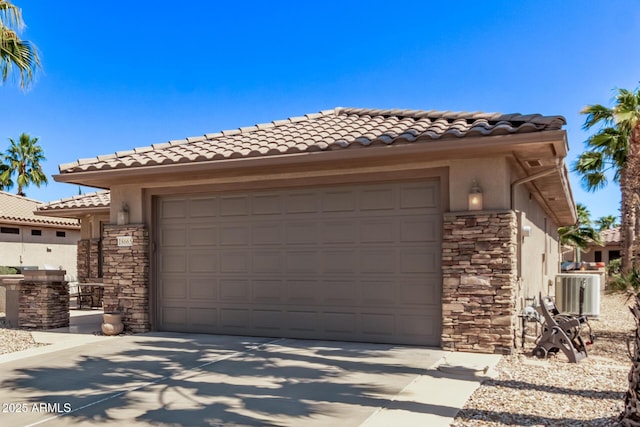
[156,180,442,345]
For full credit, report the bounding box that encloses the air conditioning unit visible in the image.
[555,274,601,317]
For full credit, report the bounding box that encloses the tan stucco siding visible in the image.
[448,158,511,211]
[0,224,79,276]
[513,182,561,305]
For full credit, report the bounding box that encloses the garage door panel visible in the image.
[400,248,438,273]
[401,218,438,242]
[157,179,442,346]
[285,251,318,273]
[361,188,395,211]
[323,280,357,305]
[360,249,396,273]
[323,190,356,212]
[161,253,187,273]
[322,250,357,274]
[287,280,318,303]
[253,252,282,273]
[190,307,218,328]
[252,194,282,215]
[220,196,249,216]
[400,185,439,209]
[219,225,250,246]
[220,279,249,301]
[253,280,284,302]
[360,280,396,305]
[324,312,357,334]
[219,252,249,272]
[161,277,188,299]
[253,224,282,245]
[189,278,218,300]
[190,197,218,217]
[286,192,318,213]
[286,222,318,244]
[321,220,357,243]
[189,252,218,273]
[287,311,319,332]
[189,226,217,246]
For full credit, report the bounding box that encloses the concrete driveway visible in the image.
[0,329,499,427]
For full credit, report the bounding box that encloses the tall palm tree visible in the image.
[595,214,620,231]
[558,203,601,261]
[0,0,40,89]
[574,87,640,273]
[2,132,47,196]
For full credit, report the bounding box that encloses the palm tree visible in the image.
[574,87,640,274]
[0,0,40,89]
[3,132,47,196]
[558,203,601,261]
[595,214,620,231]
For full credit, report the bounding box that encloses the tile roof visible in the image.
[58,107,566,174]
[600,227,620,244]
[0,191,79,227]
[37,190,110,212]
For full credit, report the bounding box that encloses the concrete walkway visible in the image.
[0,313,501,427]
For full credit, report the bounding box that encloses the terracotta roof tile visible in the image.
[58,107,566,174]
[0,191,79,227]
[600,227,621,244]
[37,190,110,212]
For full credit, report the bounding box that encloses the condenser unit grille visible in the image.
[555,274,601,317]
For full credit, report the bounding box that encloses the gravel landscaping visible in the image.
[452,291,634,426]
[0,312,47,354]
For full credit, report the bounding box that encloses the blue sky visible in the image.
[1,1,639,222]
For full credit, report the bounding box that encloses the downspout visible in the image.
[510,161,563,283]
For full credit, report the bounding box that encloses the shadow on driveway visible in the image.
[0,333,446,426]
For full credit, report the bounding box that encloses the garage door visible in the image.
[156,180,442,345]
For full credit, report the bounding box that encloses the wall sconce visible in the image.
[522,225,533,237]
[117,203,129,225]
[468,179,483,211]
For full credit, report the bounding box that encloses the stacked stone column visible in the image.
[441,211,518,354]
[18,270,69,329]
[77,238,101,282]
[102,225,150,333]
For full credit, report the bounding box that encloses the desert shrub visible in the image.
[606,258,621,276]
[0,266,18,274]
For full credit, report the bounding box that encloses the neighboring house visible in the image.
[49,107,576,354]
[0,191,80,274]
[36,191,111,283]
[578,227,621,264]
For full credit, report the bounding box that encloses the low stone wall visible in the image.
[441,210,518,354]
[18,270,69,329]
[102,225,150,333]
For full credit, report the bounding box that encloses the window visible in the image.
[31,229,42,236]
[594,251,602,263]
[56,231,66,238]
[0,227,19,234]
[609,250,621,260]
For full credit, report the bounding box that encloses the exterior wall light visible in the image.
[117,203,129,225]
[468,179,483,211]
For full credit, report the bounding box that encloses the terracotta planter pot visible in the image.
[102,313,124,335]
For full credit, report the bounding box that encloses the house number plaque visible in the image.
[117,236,133,247]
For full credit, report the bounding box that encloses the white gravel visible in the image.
[0,312,47,354]
[452,291,633,426]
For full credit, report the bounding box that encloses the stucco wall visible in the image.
[513,181,561,307]
[449,158,511,211]
[0,224,79,276]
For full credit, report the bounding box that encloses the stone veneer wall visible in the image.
[441,210,518,354]
[18,270,69,329]
[102,225,150,333]
[77,239,101,282]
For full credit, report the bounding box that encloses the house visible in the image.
[36,191,110,283]
[0,191,80,274]
[48,107,576,354]
[581,227,621,265]
[0,191,80,313]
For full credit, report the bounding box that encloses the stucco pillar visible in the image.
[441,210,518,354]
[102,225,150,333]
